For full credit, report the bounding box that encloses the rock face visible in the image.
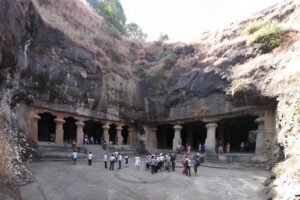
[0,0,300,199]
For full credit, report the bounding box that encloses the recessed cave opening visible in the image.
[63,117,77,143]
[109,124,117,144]
[122,125,129,145]
[181,122,207,150]
[83,120,103,144]
[156,124,174,149]
[38,112,56,142]
[217,115,258,153]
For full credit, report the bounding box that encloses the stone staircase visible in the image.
[36,145,86,160]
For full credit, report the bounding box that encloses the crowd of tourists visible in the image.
[71,149,202,177]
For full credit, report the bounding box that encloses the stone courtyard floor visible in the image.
[21,161,269,200]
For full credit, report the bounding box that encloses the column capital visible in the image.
[151,127,158,132]
[54,118,65,124]
[116,127,122,131]
[75,121,84,127]
[255,117,264,124]
[102,124,110,129]
[205,123,218,129]
[173,125,183,130]
[33,114,41,120]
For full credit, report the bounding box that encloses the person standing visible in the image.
[109,154,115,170]
[193,153,200,175]
[118,153,123,169]
[226,142,231,153]
[134,154,141,170]
[88,152,93,166]
[124,154,129,167]
[184,156,191,176]
[104,153,108,169]
[187,145,191,155]
[72,150,78,165]
[170,153,176,171]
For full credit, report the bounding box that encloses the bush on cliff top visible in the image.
[243,20,283,53]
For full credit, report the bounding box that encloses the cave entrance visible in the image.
[156,124,174,149]
[217,115,258,153]
[83,120,103,144]
[63,117,77,144]
[181,122,206,150]
[109,124,117,145]
[38,112,56,142]
[122,125,129,145]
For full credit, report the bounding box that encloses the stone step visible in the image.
[205,153,259,164]
[38,145,85,153]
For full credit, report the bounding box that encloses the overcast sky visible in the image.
[120,0,284,42]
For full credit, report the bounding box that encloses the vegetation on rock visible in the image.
[110,48,122,63]
[163,50,177,69]
[158,33,169,43]
[135,65,146,78]
[243,20,284,52]
[87,0,126,33]
[126,23,148,43]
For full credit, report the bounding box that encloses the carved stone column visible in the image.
[54,118,65,145]
[255,117,264,155]
[151,128,158,150]
[75,121,84,147]
[32,114,41,142]
[102,123,110,145]
[173,125,183,151]
[116,126,123,145]
[127,128,133,145]
[205,123,218,153]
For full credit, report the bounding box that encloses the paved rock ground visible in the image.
[20,161,269,200]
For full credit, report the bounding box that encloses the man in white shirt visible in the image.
[72,150,78,164]
[88,152,93,166]
[117,153,123,169]
[109,154,115,170]
[104,153,108,169]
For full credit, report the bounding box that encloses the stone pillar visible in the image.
[116,126,123,145]
[32,114,41,142]
[255,117,264,155]
[173,125,183,151]
[102,123,110,144]
[75,121,84,147]
[205,123,218,153]
[150,128,158,151]
[128,128,133,145]
[54,118,65,145]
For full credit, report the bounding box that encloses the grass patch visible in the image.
[242,20,268,35]
[243,20,284,53]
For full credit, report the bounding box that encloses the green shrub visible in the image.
[158,33,169,43]
[135,65,146,78]
[111,48,121,63]
[153,69,165,78]
[242,20,268,35]
[244,20,283,52]
[163,51,177,69]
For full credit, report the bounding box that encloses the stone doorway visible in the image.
[181,122,206,150]
[83,120,103,144]
[63,117,77,143]
[156,124,174,149]
[38,112,56,142]
[217,115,258,153]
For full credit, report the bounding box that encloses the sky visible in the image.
[120,0,284,42]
